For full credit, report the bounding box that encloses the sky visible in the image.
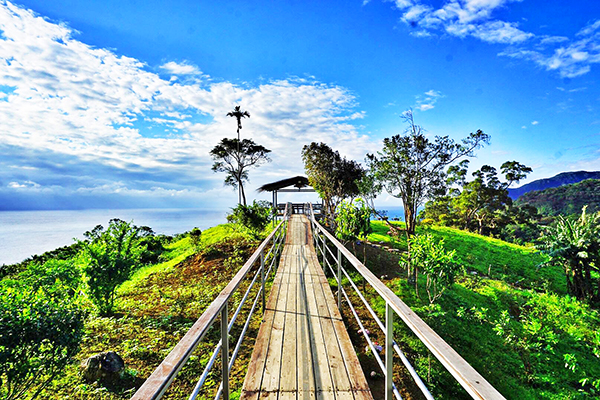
[0,0,599,210]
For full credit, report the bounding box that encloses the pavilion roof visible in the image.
[257,176,310,192]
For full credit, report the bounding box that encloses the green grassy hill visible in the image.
[354,221,600,399]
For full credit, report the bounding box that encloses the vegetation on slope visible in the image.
[1,221,271,399]
[517,178,600,216]
[508,170,600,199]
[336,221,599,399]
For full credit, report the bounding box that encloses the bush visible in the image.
[227,200,272,237]
[189,227,202,250]
[78,219,146,315]
[0,281,86,400]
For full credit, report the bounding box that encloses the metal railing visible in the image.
[306,204,505,400]
[131,204,290,400]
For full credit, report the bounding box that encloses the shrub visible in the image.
[403,233,462,304]
[78,219,146,315]
[189,227,202,251]
[0,281,86,400]
[227,200,272,237]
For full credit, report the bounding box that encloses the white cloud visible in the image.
[0,1,375,208]
[414,89,443,111]
[160,61,202,75]
[377,1,600,78]
[531,120,539,125]
[521,125,527,129]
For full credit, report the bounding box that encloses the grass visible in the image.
[28,222,274,399]
[338,221,600,399]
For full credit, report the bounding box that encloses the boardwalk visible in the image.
[241,215,373,400]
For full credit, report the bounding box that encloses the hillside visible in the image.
[508,170,600,199]
[358,221,600,399]
[516,178,600,215]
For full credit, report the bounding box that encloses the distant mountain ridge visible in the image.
[508,170,600,199]
[516,178,600,215]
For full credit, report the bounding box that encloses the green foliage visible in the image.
[422,160,533,238]
[78,219,146,315]
[227,200,272,237]
[517,178,600,216]
[189,227,202,251]
[539,206,600,303]
[301,141,364,226]
[335,198,373,242]
[210,137,271,206]
[404,233,462,304]
[0,281,86,400]
[367,109,490,236]
[366,221,600,399]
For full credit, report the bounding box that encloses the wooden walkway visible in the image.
[241,215,373,400]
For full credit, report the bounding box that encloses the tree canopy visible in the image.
[301,142,364,226]
[367,110,490,236]
[211,138,271,206]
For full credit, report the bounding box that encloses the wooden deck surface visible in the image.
[241,215,373,400]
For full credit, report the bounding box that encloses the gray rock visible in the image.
[81,351,125,383]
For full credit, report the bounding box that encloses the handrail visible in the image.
[132,204,290,400]
[307,204,505,400]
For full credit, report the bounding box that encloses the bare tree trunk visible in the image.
[240,183,247,206]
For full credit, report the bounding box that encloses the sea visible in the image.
[0,205,407,266]
[0,208,228,266]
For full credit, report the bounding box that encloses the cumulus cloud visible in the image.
[531,120,539,125]
[0,1,374,209]
[378,1,600,78]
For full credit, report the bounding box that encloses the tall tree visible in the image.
[367,110,490,237]
[227,105,251,204]
[301,142,363,227]
[211,138,271,206]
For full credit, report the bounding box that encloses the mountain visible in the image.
[508,170,600,199]
[516,178,600,215]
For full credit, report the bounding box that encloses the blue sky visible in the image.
[1,0,599,210]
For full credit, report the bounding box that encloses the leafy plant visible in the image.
[189,227,202,251]
[539,206,600,303]
[335,198,373,263]
[78,219,146,315]
[0,281,86,400]
[403,233,462,304]
[227,200,272,237]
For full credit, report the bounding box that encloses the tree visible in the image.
[210,138,271,206]
[227,105,251,204]
[367,110,490,238]
[540,206,600,303]
[335,198,373,263]
[78,219,145,315]
[401,233,462,304]
[301,142,364,227]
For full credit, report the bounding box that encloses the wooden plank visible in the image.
[297,244,317,394]
[302,244,335,393]
[242,246,290,392]
[280,245,299,392]
[309,251,371,394]
[305,250,353,392]
[279,391,298,400]
[261,245,293,392]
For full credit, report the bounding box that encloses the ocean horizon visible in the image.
[0,205,407,266]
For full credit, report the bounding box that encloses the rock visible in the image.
[81,351,125,383]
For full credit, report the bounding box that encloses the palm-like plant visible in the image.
[540,206,600,302]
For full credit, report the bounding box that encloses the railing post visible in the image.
[261,249,265,314]
[221,304,229,400]
[385,303,394,400]
[337,247,342,311]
